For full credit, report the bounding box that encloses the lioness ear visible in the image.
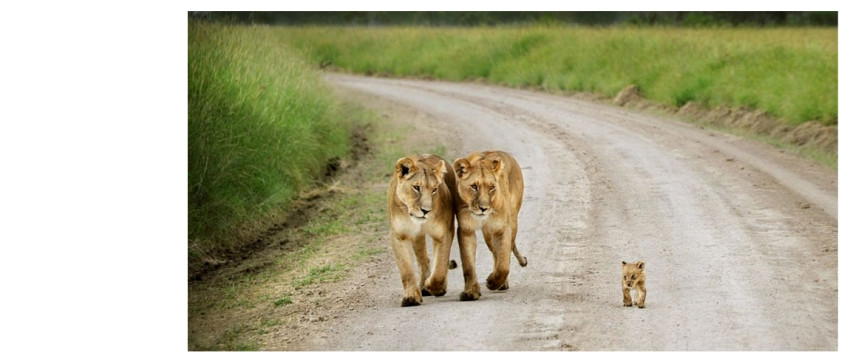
[636,261,644,270]
[622,261,627,267]
[453,158,471,180]
[433,159,447,179]
[491,157,503,173]
[395,157,417,179]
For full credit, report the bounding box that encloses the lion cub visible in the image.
[621,261,646,308]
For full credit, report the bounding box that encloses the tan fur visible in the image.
[387,154,459,307]
[453,151,527,301]
[621,261,646,308]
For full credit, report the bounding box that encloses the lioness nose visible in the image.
[479,206,488,212]
[421,208,430,215]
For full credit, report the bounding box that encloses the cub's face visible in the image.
[622,261,645,288]
[454,156,503,217]
[395,157,446,222]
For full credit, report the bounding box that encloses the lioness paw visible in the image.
[401,296,422,307]
[486,273,507,291]
[459,291,480,301]
[424,284,447,297]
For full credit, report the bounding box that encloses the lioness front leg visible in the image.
[457,225,480,301]
[411,235,432,296]
[425,229,452,297]
[483,228,509,291]
[486,228,511,291]
[391,234,422,307]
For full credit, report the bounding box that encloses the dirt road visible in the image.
[302,74,837,351]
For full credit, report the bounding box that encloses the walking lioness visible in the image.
[387,154,459,307]
[453,151,527,301]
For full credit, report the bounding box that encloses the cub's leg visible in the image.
[390,233,422,307]
[622,286,633,307]
[486,228,512,291]
[636,281,646,309]
[457,222,480,301]
[425,227,452,297]
[411,234,432,296]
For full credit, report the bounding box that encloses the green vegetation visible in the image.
[279,26,836,126]
[273,297,292,307]
[292,264,346,290]
[197,11,837,27]
[188,22,353,259]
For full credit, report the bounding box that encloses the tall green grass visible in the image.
[189,22,351,256]
[279,26,836,125]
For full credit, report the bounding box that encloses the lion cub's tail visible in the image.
[448,259,458,269]
[513,245,528,267]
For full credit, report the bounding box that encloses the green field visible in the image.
[279,26,836,126]
[188,22,354,264]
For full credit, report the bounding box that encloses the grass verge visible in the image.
[188,22,354,274]
[188,88,453,350]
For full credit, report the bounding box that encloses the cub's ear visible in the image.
[636,261,644,270]
[622,261,627,266]
[433,159,447,179]
[395,157,418,179]
[453,158,471,180]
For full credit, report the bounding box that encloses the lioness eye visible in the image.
[489,185,495,192]
[471,184,478,191]
[413,186,420,192]
[432,187,438,194]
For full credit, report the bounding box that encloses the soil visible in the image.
[612,84,837,155]
[188,74,837,351]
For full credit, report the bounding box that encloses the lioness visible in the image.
[387,154,458,307]
[453,151,527,301]
[621,261,646,308]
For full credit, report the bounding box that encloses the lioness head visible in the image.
[453,153,505,217]
[394,156,448,221]
[622,261,645,288]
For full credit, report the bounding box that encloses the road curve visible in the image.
[306,74,837,351]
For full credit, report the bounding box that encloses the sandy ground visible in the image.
[286,74,837,351]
